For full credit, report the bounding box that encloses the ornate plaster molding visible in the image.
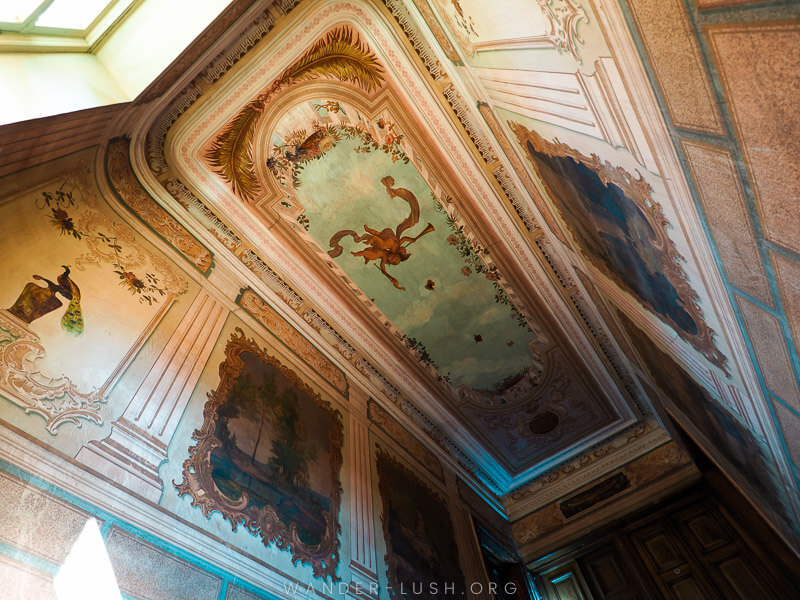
[237,287,349,397]
[107,137,214,275]
[144,0,633,493]
[176,328,344,580]
[0,310,104,433]
[510,123,728,373]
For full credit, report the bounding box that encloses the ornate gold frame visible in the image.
[375,445,465,599]
[176,328,344,580]
[511,122,727,372]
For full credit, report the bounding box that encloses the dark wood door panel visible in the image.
[580,544,651,599]
[635,527,688,573]
[666,575,710,600]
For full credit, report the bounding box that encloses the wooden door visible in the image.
[578,543,653,599]
[539,561,592,600]
[627,501,789,599]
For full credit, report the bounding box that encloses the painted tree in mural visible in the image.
[268,387,315,489]
[179,332,343,579]
[219,367,315,488]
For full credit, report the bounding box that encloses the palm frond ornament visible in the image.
[206,27,385,202]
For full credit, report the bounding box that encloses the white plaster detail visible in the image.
[76,290,227,500]
[474,59,656,169]
[347,415,379,600]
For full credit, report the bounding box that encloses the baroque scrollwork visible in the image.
[237,288,348,397]
[536,0,588,64]
[176,329,343,580]
[511,123,728,372]
[0,310,104,433]
[106,137,214,275]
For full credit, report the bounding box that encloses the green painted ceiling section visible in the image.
[293,135,536,390]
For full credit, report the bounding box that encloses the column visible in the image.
[452,506,491,600]
[348,411,380,600]
[76,290,228,501]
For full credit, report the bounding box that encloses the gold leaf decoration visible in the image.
[206,26,385,201]
[206,102,264,202]
[277,27,385,93]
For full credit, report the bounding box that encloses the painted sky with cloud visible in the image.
[294,135,536,389]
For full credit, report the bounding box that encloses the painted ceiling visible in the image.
[126,0,800,548]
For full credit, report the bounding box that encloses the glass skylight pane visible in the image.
[0,0,43,23]
[36,0,111,30]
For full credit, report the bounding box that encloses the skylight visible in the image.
[0,0,42,24]
[0,0,133,42]
[36,0,114,30]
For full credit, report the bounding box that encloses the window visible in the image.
[0,0,136,50]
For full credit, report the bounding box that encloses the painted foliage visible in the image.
[0,159,185,432]
[176,329,343,580]
[206,27,385,202]
[271,100,538,391]
[511,122,727,372]
[616,310,798,538]
[376,448,466,600]
[202,22,542,393]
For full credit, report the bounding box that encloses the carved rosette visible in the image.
[175,328,343,580]
[511,123,727,372]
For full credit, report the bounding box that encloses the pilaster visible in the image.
[76,290,227,500]
[347,411,379,600]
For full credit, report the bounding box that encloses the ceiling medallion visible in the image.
[528,410,560,435]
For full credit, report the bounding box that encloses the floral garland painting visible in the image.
[206,27,386,202]
[0,161,184,432]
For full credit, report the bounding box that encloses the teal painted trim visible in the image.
[104,136,215,279]
[617,0,800,503]
[0,459,108,518]
[100,519,113,538]
[0,540,59,575]
[227,575,285,600]
[236,287,350,399]
[682,0,800,394]
[695,1,800,23]
[218,579,230,600]
[727,289,780,317]
[0,460,284,600]
[671,126,729,146]
[760,252,800,395]
[764,240,800,264]
[773,395,800,422]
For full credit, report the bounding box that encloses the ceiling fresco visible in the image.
[270,100,538,390]
[131,0,800,546]
[156,12,627,482]
[4,0,800,594]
